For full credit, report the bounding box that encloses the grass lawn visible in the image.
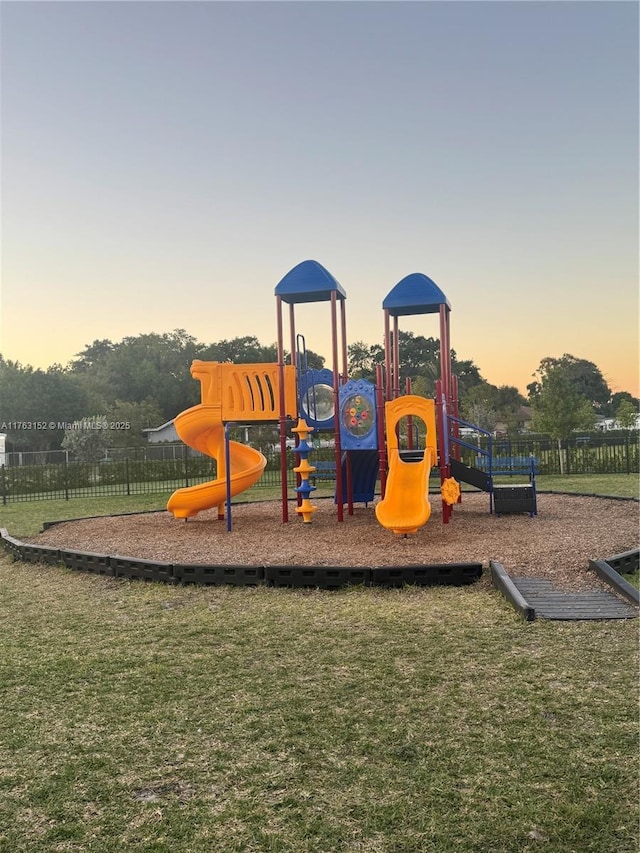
[0,556,637,853]
[533,474,639,499]
[0,493,173,538]
[0,476,638,852]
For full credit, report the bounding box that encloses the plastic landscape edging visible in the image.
[42,509,168,530]
[537,491,639,502]
[490,559,535,621]
[0,528,483,590]
[603,548,640,574]
[588,558,640,606]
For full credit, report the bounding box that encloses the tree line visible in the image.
[0,329,637,455]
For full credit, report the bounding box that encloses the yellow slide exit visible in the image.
[375,396,438,536]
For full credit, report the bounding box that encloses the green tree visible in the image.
[531,368,596,473]
[71,339,116,372]
[71,329,203,421]
[527,354,610,413]
[345,333,485,396]
[459,383,498,432]
[459,383,525,434]
[347,342,384,382]
[494,385,527,435]
[610,391,639,415]
[61,416,110,462]
[0,358,31,444]
[70,331,312,422]
[0,358,89,452]
[347,341,376,379]
[452,356,484,398]
[104,400,166,447]
[616,400,638,430]
[69,339,120,413]
[397,332,440,393]
[290,347,325,371]
[200,335,278,364]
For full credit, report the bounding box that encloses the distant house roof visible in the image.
[274,259,346,304]
[142,420,174,434]
[493,406,534,433]
[518,406,533,421]
[143,420,179,443]
[382,273,451,316]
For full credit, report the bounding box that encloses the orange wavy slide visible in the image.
[167,359,296,520]
[375,396,438,535]
[166,404,267,519]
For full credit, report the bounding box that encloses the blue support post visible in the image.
[225,422,234,532]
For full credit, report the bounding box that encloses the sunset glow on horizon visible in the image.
[2,1,638,398]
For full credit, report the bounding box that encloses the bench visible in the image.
[309,461,337,484]
[475,455,539,477]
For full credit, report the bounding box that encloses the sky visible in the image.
[1,0,638,397]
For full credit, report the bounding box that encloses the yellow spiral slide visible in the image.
[167,361,296,519]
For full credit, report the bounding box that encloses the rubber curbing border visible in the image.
[589,556,640,606]
[42,509,167,530]
[537,491,638,502]
[490,560,536,621]
[0,528,482,590]
[602,548,640,574]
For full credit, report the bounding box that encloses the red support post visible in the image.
[288,303,303,508]
[436,379,452,524]
[439,304,452,407]
[376,364,388,499]
[340,297,349,385]
[393,315,400,400]
[330,291,344,521]
[452,373,462,503]
[340,296,353,515]
[451,374,460,461]
[276,296,289,523]
[384,310,392,403]
[405,376,413,449]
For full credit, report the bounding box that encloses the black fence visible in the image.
[0,446,306,504]
[456,432,639,476]
[0,434,638,504]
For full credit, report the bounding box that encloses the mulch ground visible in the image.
[25,492,639,593]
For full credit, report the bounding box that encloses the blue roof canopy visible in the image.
[382,273,451,317]
[275,260,346,305]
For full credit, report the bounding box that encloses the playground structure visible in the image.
[168,260,537,532]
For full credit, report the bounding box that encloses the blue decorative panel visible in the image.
[339,379,377,450]
[297,368,335,431]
